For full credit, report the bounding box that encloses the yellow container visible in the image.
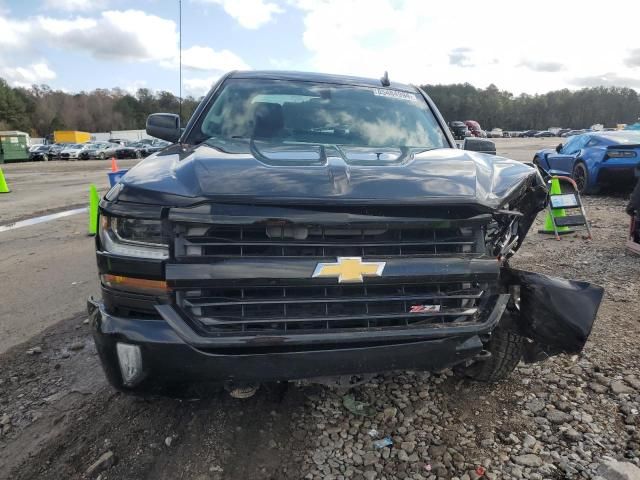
[53,130,91,144]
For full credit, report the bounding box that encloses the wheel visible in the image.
[572,161,599,194]
[455,327,524,382]
[135,150,142,159]
[99,152,105,160]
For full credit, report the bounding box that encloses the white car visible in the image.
[59,143,90,160]
[488,128,503,138]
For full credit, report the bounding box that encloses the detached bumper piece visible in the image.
[503,268,604,361]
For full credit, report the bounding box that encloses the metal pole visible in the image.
[179,0,182,122]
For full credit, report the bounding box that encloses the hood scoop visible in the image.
[251,142,324,166]
[249,141,408,167]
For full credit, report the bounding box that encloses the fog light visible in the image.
[116,342,143,386]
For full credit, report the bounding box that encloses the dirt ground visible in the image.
[0,139,638,480]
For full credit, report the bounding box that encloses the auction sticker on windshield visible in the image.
[372,88,418,102]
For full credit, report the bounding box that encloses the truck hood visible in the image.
[117,142,542,209]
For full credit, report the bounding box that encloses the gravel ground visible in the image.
[0,139,639,479]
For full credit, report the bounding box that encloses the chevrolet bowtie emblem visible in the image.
[312,257,386,283]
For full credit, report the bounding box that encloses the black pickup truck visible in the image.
[88,70,603,394]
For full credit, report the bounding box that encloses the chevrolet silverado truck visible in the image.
[88,71,604,394]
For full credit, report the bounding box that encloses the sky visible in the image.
[0,0,639,97]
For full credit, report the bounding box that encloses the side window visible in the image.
[560,137,577,155]
[562,135,589,155]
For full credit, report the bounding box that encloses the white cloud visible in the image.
[183,76,221,96]
[179,45,251,96]
[196,0,283,29]
[0,10,178,63]
[42,0,108,11]
[0,62,56,87]
[291,0,640,94]
[571,73,640,89]
[0,9,250,95]
[181,46,250,71]
[122,79,148,95]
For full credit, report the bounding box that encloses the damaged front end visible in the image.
[483,166,604,364]
[93,147,605,390]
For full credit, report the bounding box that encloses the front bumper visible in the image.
[88,295,509,390]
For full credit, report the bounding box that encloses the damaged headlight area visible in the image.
[99,216,169,259]
[485,213,521,259]
[485,170,549,259]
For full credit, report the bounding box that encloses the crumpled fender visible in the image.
[502,268,604,361]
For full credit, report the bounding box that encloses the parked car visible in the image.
[533,131,640,193]
[534,131,555,138]
[448,121,470,140]
[28,144,44,153]
[502,131,511,138]
[59,143,89,160]
[89,70,603,395]
[519,130,539,138]
[464,120,483,137]
[47,143,66,159]
[140,140,171,157]
[28,144,50,161]
[557,128,572,137]
[80,142,118,160]
[561,129,584,138]
[115,142,145,159]
[487,128,503,138]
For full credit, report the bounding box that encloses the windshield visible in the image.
[198,79,448,149]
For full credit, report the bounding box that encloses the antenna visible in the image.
[380,71,390,87]
[179,0,182,121]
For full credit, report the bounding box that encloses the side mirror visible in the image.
[146,113,181,143]
[463,137,496,155]
[555,143,563,153]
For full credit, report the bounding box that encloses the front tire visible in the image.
[99,152,105,160]
[456,327,524,382]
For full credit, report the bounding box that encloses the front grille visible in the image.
[170,215,495,337]
[176,280,494,334]
[175,223,483,259]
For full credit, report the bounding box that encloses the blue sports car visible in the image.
[533,131,640,193]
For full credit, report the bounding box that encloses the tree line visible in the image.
[0,79,199,137]
[1,77,639,137]
[422,83,640,130]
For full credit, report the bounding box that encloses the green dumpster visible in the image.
[0,131,30,163]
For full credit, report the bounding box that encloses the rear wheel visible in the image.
[456,327,524,382]
[572,161,599,194]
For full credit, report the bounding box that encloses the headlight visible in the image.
[99,216,168,259]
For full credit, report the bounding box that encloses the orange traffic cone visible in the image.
[111,157,119,172]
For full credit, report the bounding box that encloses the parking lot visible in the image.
[0,138,638,480]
